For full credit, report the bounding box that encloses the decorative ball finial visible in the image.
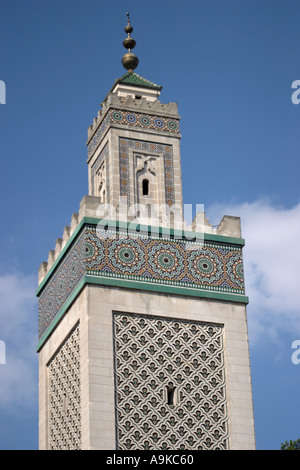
[125,12,133,34]
[121,12,139,72]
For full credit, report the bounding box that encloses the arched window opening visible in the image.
[142,179,149,196]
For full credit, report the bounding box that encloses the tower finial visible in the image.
[121,12,139,72]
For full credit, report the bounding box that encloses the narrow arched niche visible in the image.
[142,178,149,196]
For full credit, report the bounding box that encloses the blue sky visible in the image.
[0,0,300,450]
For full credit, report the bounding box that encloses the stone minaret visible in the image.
[37,14,255,450]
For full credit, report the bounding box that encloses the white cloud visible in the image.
[206,200,300,344]
[0,272,38,412]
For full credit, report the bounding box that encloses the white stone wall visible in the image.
[86,284,255,450]
[39,281,255,450]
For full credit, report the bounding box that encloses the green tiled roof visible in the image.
[116,71,162,90]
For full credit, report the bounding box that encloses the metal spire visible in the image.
[121,12,139,72]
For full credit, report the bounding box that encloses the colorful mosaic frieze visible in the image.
[87,109,180,158]
[38,232,86,339]
[86,226,245,293]
[38,223,245,342]
[110,109,179,134]
[119,138,175,207]
[113,312,229,450]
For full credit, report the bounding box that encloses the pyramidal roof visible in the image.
[116,71,162,91]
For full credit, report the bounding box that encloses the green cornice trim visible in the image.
[36,273,249,352]
[84,274,249,304]
[36,216,245,297]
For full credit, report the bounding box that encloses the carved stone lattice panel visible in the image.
[113,313,229,450]
[48,324,81,450]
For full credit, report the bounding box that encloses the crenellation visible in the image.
[86,89,179,146]
[38,212,82,284]
[87,124,93,139]
[38,261,48,284]
[79,195,102,220]
[47,249,55,268]
[54,237,63,257]
[62,225,71,248]
[191,211,216,235]
[70,212,79,235]
[37,197,244,288]
[217,215,242,238]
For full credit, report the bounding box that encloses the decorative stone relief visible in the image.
[113,313,229,450]
[48,324,81,450]
[119,138,175,207]
[90,142,110,202]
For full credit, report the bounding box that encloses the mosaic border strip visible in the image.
[85,226,245,294]
[38,231,86,339]
[87,109,180,158]
[111,109,179,134]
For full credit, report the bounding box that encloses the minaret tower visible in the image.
[37,14,255,450]
[86,13,182,226]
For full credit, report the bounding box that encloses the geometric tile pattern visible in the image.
[38,232,86,339]
[113,313,229,450]
[87,108,180,158]
[111,109,179,135]
[38,224,245,340]
[47,324,81,450]
[86,226,245,294]
[119,137,175,207]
